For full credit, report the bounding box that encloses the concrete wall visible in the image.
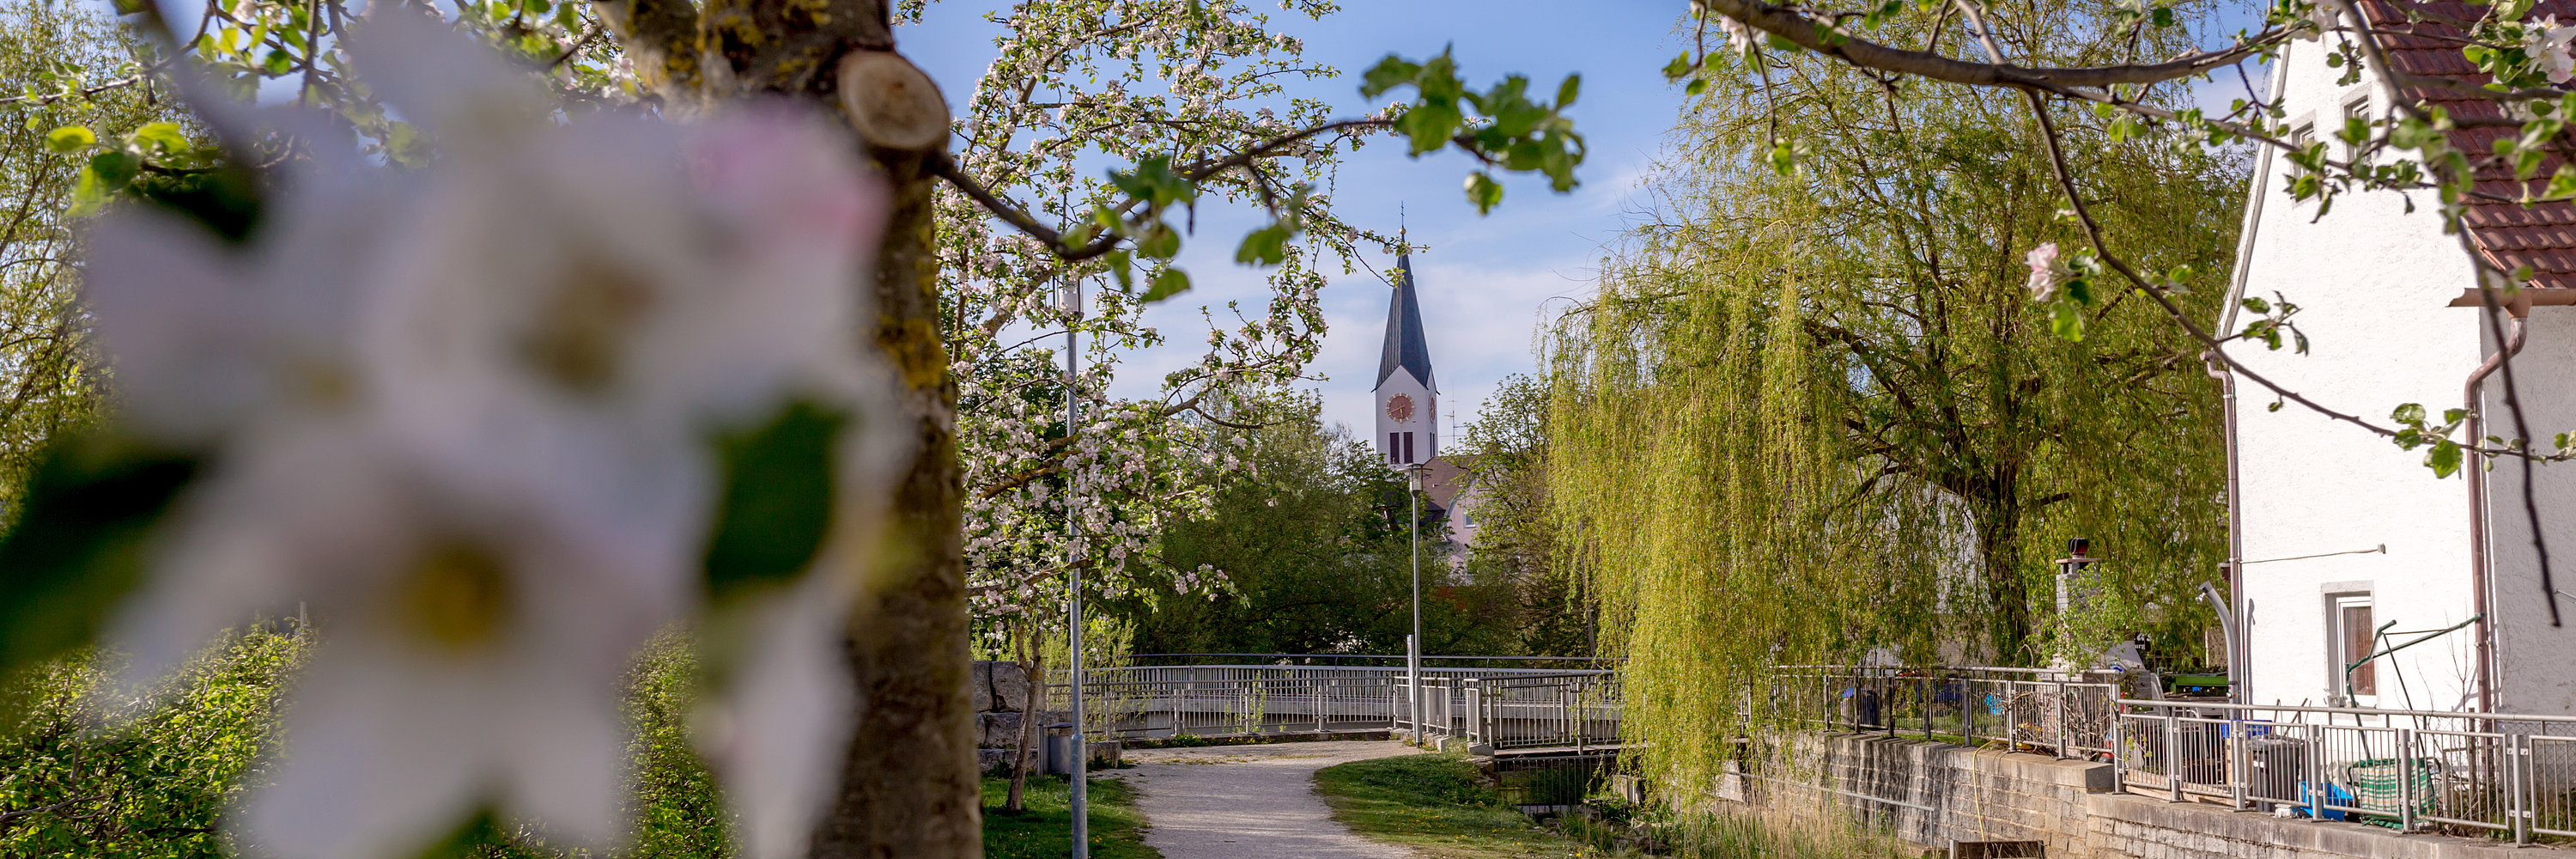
[1737,734,2563,859]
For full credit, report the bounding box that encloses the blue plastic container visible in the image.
[2296,781,2352,821]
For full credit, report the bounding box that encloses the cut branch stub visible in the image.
[838,49,950,153]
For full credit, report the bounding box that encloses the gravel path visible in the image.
[1109,740,1425,858]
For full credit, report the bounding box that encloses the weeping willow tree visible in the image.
[1546,1,2245,791]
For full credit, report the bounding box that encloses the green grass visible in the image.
[981,774,1161,859]
[1312,752,1604,858]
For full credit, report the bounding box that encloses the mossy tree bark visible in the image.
[586,0,977,853]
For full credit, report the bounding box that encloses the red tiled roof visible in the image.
[2354,0,2576,293]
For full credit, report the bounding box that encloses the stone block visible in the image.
[980,711,1024,746]
[972,661,994,713]
[990,661,1031,711]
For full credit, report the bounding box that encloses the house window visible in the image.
[2342,94,2372,157]
[1402,431,1415,465]
[2330,593,2378,698]
[1388,433,1400,464]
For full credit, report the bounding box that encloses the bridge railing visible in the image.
[1046,663,1608,741]
[1767,665,2124,760]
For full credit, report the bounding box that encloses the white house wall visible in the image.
[2226,35,2488,712]
[2481,309,2576,716]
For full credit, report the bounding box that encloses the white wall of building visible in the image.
[2227,35,2487,712]
[2482,309,2576,716]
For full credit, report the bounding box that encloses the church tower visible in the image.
[1373,253,1437,466]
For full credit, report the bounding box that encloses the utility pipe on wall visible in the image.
[2205,353,2247,708]
[2464,308,2530,715]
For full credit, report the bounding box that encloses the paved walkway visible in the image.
[1109,740,1425,858]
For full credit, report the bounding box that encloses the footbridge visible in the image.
[1043,655,1625,752]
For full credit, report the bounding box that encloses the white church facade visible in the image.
[2221,1,2576,716]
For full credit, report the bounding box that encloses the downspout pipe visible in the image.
[2208,40,2288,709]
[2464,305,2530,715]
[2205,356,2246,708]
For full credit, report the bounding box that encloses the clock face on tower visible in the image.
[1385,393,1416,423]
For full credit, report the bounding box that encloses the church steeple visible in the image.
[1373,249,1437,466]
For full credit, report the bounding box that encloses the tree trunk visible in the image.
[586,0,978,851]
[809,49,979,859]
[1004,631,1043,813]
[1974,494,2032,664]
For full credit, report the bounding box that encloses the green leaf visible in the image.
[1359,55,1422,99]
[1662,52,1694,82]
[2050,301,2087,342]
[2392,402,2427,424]
[90,149,139,187]
[44,125,93,153]
[1136,222,1181,260]
[701,401,847,603]
[1106,249,1134,291]
[130,122,187,154]
[1109,155,1195,209]
[1236,222,1291,266]
[66,166,109,217]
[2427,439,2463,478]
[1765,139,1799,175]
[0,434,198,682]
[1394,101,1463,155]
[1464,170,1504,215]
[1556,73,1581,107]
[1143,267,1192,302]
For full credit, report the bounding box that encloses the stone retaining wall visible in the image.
[1733,733,2564,859]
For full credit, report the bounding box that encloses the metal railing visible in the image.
[1045,663,1612,742]
[1770,665,2125,760]
[1045,656,2576,843]
[2114,698,2576,843]
[1401,672,1623,751]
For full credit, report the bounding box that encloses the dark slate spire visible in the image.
[1376,254,1434,390]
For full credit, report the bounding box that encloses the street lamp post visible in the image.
[1406,462,1425,744]
[1065,279,1088,859]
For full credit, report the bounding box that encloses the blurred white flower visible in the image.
[1719,15,1757,54]
[2301,0,2339,40]
[2025,242,2068,302]
[88,15,890,859]
[2528,16,2576,84]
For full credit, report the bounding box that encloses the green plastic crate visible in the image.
[2344,757,2440,819]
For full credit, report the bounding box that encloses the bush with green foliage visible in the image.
[1,631,744,859]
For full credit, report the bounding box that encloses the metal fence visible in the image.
[2114,698,2576,843]
[1043,657,2576,844]
[1770,665,2125,760]
[1403,672,1624,751]
[1045,663,1612,742]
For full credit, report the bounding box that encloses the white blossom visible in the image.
[1719,15,1758,53]
[2529,16,2576,84]
[2026,242,2069,302]
[89,16,890,859]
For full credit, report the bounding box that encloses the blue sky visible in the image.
[899,1,1694,443]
